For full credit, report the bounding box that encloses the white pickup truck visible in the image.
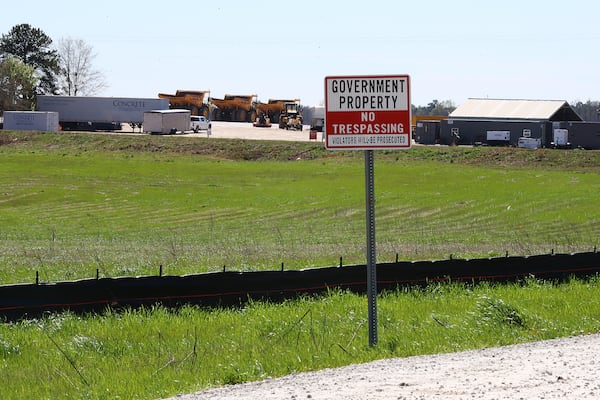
[190,115,211,132]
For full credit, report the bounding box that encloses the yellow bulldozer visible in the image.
[278,101,303,130]
[157,90,211,118]
[209,94,258,122]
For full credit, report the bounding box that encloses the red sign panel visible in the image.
[324,75,411,150]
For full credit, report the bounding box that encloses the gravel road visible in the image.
[165,334,600,400]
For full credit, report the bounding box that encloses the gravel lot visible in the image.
[165,334,600,400]
[120,121,320,142]
[200,121,319,142]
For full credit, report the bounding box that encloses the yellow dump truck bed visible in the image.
[211,94,256,111]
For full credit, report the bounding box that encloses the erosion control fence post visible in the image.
[365,149,378,346]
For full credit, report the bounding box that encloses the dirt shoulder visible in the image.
[165,334,600,400]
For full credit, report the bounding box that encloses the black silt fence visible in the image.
[1,251,599,321]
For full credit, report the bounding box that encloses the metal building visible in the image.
[415,98,600,149]
[445,98,582,147]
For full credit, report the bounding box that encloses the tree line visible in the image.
[412,99,456,116]
[0,23,106,112]
[410,99,600,121]
[570,100,600,122]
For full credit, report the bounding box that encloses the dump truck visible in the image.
[158,90,211,118]
[278,101,303,130]
[256,99,300,123]
[210,94,257,122]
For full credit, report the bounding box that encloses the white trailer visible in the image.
[36,95,169,130]
[3,111,59,132]
[551,129,571,149]
[143,109,191,134]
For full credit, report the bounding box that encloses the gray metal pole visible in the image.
[364,150,378,346]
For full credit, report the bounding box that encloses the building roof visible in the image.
[449,98,582,121]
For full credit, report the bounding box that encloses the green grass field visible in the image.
[1,131,598,284]
[0,131,599,399]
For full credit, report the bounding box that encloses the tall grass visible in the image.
[1,278,599,399]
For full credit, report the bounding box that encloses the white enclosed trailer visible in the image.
[36,96,169,130]
[3,111,59,132]
[551,128,571,148]
[143,109,191,134]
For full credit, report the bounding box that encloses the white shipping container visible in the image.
[143,109,191,134]
[3,111,59,132]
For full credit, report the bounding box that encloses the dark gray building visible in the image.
[414,98,600,149]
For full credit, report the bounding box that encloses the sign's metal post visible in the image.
[365,149,377,346]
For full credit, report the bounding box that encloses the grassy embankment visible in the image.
[2,280,600,399]
[0,131,599,399]
[1,131,598,284]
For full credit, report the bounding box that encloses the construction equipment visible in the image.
[158,90,211,118]
[210,94,257,122]
[253,112,272,128]
[278,101,303,130]
[309,106,324,138]
[256,99,300,123]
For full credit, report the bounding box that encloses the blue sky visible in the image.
[3,0,600,107]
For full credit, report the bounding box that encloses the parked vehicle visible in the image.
[309,106,324,137]
[210,94,258,122]
[279,101,303,130]
[143,109,191,134]
[158,90,211,118]
[191,115,210,132]
[551,128,571,149]
[256,99,300,123]
[36,96,169,131]
[253,113,272,128]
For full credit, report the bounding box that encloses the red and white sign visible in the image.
[324,74,411,150]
